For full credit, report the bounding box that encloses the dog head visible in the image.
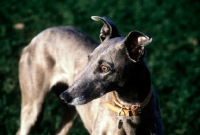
[60,16,152,105]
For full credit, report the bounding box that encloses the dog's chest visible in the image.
[91,95,140,135]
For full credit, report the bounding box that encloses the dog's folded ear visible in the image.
[123,31,152,62]
[91,16,120,42]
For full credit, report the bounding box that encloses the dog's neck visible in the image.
[115,85,151,106]
[116,59,151,106]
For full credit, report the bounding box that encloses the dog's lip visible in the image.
[62,100,69,104]
[70,93,104,105]
[69,97,86,105]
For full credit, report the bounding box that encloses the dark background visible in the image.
[0,0,200,135]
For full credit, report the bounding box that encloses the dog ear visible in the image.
[91,16,120,42]
[123,31,152,62]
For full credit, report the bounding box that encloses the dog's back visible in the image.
[20,26,97,88]
[17,26,98,135]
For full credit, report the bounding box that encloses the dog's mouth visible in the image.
[60,91,106,105]
[68,97,87,105]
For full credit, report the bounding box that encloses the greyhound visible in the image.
[60,16,164,135]
[17,26,98,135]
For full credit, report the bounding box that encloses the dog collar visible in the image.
[103,87,152,117]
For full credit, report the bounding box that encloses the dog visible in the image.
[17,26,98,135]
[60,16,164,135]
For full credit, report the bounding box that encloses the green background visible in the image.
[0,0,200,135]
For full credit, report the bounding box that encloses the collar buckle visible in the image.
[103,87,152,117]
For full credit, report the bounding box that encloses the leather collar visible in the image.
[104,87,152,116]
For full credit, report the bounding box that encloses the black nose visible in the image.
[59,92,72,104]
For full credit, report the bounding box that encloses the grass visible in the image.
[0,0,200,134]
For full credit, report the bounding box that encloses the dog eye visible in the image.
[100,65,110,73]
